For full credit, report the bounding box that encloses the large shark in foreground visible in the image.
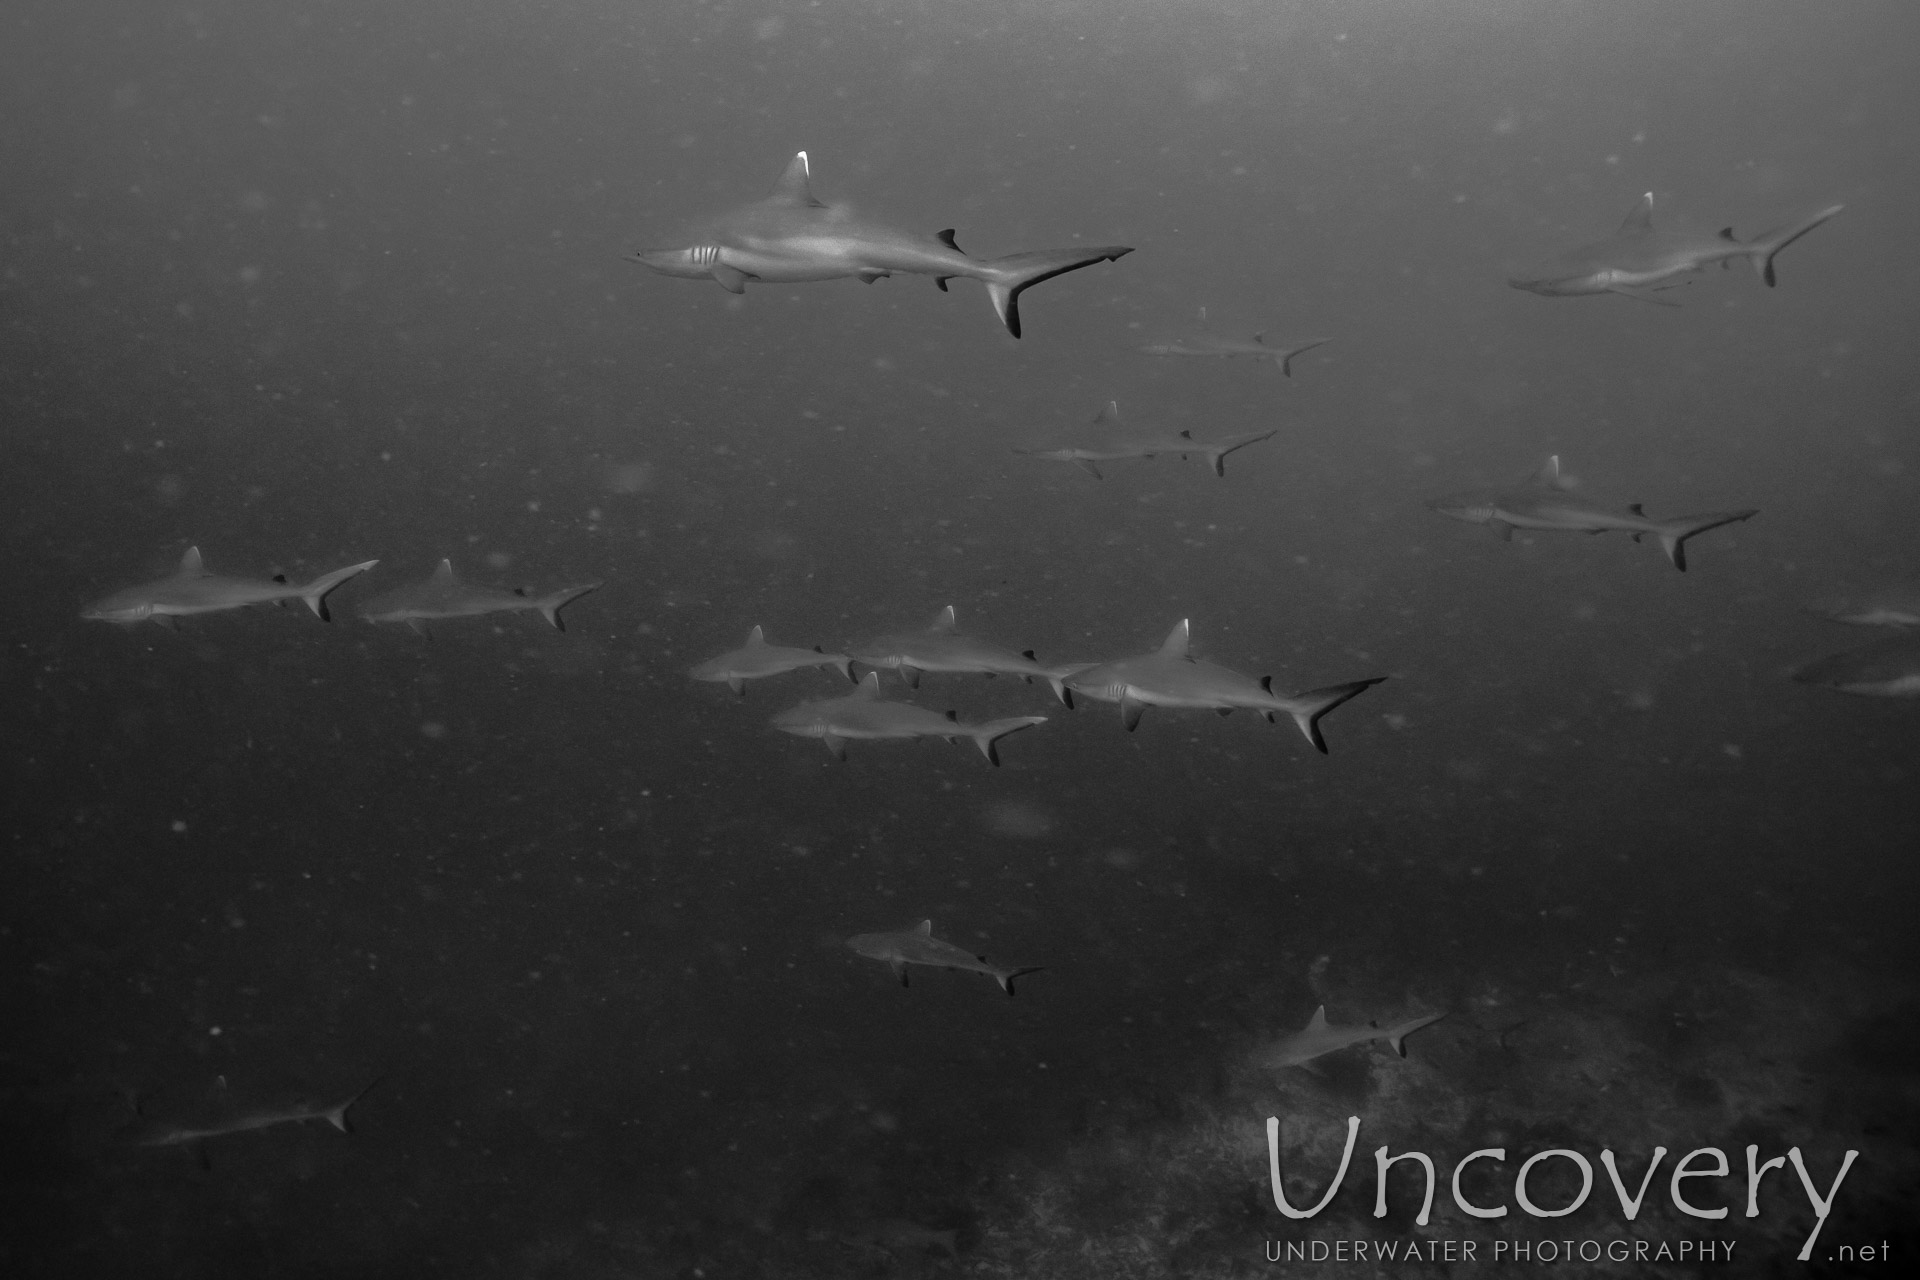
[1060,619,1386,752]
[82,547,377,626]
[847,605,1080,698]
[691,625,854,694]
[1252,1006,1446,1069]
[629,152,1132,337]
[358,560,602,633]
[1140,333,1330,376]
[1014,401,1277,479]
[772,672,1047,764]
[1792,632,1920,698]
[1509,193,1843,303]
[846,919,1042,995]
[119,1076,380,1159]
[1427,456,1757,572]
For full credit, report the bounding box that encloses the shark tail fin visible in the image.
[969,715,1048,766]
[1270,337,1331,376]
[1282,677,1388,754]
[299,560,379,622]
[1385,1014,1445,1058]
[1653,510,1759,572]
[997,966,1045,997]
[537,582,604,631]
[1747,205,1843,286]
[1207,430,1278,477]
[325,1076,384,1134]
[982,245,1133,339]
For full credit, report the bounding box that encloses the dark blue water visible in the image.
[5,1,1916,1275]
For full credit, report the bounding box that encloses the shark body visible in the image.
[1792,632,1920,698]
[1014,401,1277,479]
[1253,1006,1446,1069]
[847,605,1080,699]
[1428,456,1757,572]
[120,1076,380,1153]
[629,152,1132,337]
[1509,193,1843,304]
[771,672,1046,764]
[1139,333,1329,376]
[1060,619,1385,752]
[1806,584,1920,629]
[691,625,854,694]
[846,919,1041,995]
[82,547,377,626]
[358,559,602,633]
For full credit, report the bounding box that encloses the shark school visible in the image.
[1263,1117,1860,1261]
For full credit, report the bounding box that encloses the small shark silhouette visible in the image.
[119,1075,381,1161]
[629,151,1132,337]
[1014,401,1277,479]
[1140,333,1330,376]
[830,1217,960,1258]
[82,547,378,626]
[1060,619,1385,752]
[1805,584,1920,629]
[690,625,855,694]
[358,559,602,633]
[1427,456,1757,572]
[846,919,1042,995]
[1792,632,1920,698]
[771,672,1046,765]
[1509,193,1843,303]
[1254,1006,1445,1069]
[847,605,1080,699]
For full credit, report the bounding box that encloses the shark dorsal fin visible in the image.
[769,151,824,208]
[431,558,457,583]
[1627,502,1646,517]
[1157,619,1191,659]
[1307,1005,1329,1031]
[1717,226,1738,242]
[1533,455,1561,486]
[929,605,957,633]
[747,625,766,645]
[855,671,882,699]
[1092,400,1122,426]
[1178,429,1194,440]
[914,919,933,935]
[1618,192,1655,237]
[1252,330,1267,345]
[936,228,962,253]
[179,546,205,575]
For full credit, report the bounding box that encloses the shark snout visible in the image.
[627,248,708,279]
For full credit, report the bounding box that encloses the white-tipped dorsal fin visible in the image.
[1307,1005,1329,1030]
[770,151,823,208]
[1092,400,1122,426]
[178,546,205,574]
[854,671,882,698]
[1157,618,1191,659]
[914,919,933,935]
[1618,192,1655,236]
[1532,455,1562,487]
[431,558,457,582]
[929,605,957,633]
[747,625,766,644]
[1252,330,1267,344]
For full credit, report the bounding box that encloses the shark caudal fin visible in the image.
[982,246,1133,338]
[1384,1013,1446,1057]
[969,716,1048,766]
[1273,677,1389,754]
[298,560,379,621]
[1745,205,1843,286]
[1256,336,1331,376]
[1652,510,1758,572]
[536,582,604,631]
[1205,430,1278,477]
[324,1076,384,1133]
[996,966,1045,997]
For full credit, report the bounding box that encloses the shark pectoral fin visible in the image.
[406,619,429,638]
[822,733,848,761]
[710,263,749,294]
[153,614,180,631]
[727,676,745,696]
[899,665,921,689]
[934,276,953,292]
[888,958,909,987]
[857,270,889,284]
[1074,458,1103,480]
[1120,695,1146,732]
[1489,519,1514,542]
[1606,284,1682,307]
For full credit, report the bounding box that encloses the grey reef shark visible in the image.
[1427,455,1757,572]
[690,625,855,694]
[1060,619,1386,752]
[847,605,1081,700]
[1792,631,1920,699]
[1014,401,1277,480]
[358,559,602,634]
[771,672,1047,765]
[629,151,1132,337]
[1140,333,1331,376]
[1805,583,1920,629]
[1252,1006,1446,1069]
[1509,192,1843,304]
[82,546,377,626]
[846,919,1042,996]
[119,1075,380,1166]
